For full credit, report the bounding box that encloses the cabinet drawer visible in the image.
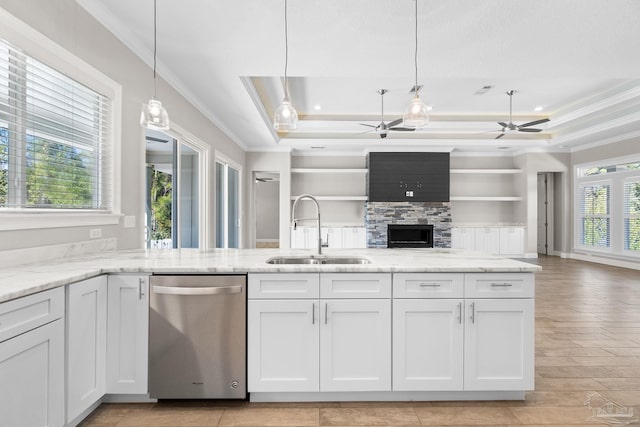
[464,273,534,298]
[249,274,319,299]
[393,273,464,298]
[0,287,64,343]
[320,273,391,299]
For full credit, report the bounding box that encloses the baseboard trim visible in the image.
[249,390,526,402]
[569,252,640,270]
[102,394,157,403]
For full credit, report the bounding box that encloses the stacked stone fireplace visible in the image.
[365,201,451,248]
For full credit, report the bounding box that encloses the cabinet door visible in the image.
[464,299,534,391]
[474,227,500,254]
[106,275,149,394]
[0,319,64,427]
[248,299,319,392]
[67,276,107,422]
[320,299,391,391]
[325,227,344,248]
[393,299,463,391]
[452,227,475,250]
[499,227,525,255]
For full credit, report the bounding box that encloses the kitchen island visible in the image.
[0,248,539,426]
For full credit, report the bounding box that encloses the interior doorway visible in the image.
[537,172,555,255]
[254,172,280,248]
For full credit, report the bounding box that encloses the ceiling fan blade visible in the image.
[386,118,403,128]
[497,122,509,128]
[518,128,543,133]
[495,133,505,140]
[389,127,415,132]
[359,123,378,128]
[519,118,550,128]
[146,136,169,143]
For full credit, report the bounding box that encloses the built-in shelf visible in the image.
[450,196,523,201]
[290,195,368,201]
[450,169,522,174]
[291,168,367,174]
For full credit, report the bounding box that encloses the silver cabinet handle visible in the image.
[419,282,441,287]
[470,302,475,323]
[490,283,513,287]
[324,303,328,324]
[312,303,315,324]
[138,278,145,300]
[152,285,242,295]
[457,302,462,324]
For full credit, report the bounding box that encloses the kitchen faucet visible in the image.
[291,194,322,256]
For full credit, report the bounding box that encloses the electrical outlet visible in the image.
[89,228,102,239]
[124,215,136,228]
[406,191,414,197]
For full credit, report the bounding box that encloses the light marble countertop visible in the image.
[0,248,540,303]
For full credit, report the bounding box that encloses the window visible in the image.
[624,180,640,252]
[0,38,111,210]
[215,158,240,248]
[575,155,640,258]
[578,183,610,248]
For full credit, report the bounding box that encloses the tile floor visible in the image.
[80,255,640,426]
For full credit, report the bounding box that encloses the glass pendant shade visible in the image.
[140,98,170,130]
[403,95,429,128]
[273,97,298,131]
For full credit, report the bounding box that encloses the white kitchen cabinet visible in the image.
[498,227,525,255]
[474,227,500,254]
[67,275,107,422]
[248,273,391,393]
[106,275,149,394]
[451,227,475,250]
[393,299,463,391]
[290,226,319,249]
[247,299,319,392]
[464,298,534,391]
[342,227,366,248]
[0,288,65,427]
[320,299,391,391]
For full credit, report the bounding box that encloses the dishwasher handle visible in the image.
[152,285,243,295]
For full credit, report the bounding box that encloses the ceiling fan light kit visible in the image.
[273,0,298,132]
[494,90,550,139]
[140,0,170,131]
[402,0,429,129]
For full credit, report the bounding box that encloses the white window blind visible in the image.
[624,180,640,252]
[0,38,111,210]
[578,183,610,248]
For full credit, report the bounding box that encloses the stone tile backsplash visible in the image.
[365,201,451,248]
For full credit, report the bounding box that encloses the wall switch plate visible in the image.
[89,228,102,239]
[124,215,136,228]
[406,191,414,197]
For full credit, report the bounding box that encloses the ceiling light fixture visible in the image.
[534,106,544,112]
[140,0,170,130]
[403,0,429,128]
[273,0,298,132]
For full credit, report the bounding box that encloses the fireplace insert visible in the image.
[387,224,434,248]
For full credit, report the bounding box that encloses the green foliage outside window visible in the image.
[581,184,609,247]
[150,169,172,241]
[625,181,640,252]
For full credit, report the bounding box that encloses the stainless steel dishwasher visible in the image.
[149,274,246,399]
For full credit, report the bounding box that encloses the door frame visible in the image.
[215,151,243,248]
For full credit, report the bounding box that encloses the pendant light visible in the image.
[140,0,170,130]
[403,0,429,128]
[273,0,298,131]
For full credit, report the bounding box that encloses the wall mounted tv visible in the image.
[367,152,450,202]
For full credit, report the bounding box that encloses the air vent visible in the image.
[409,85,423,94]
[474,85,494,95]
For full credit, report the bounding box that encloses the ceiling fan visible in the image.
[360,89,415,139]
[494,90,550,139]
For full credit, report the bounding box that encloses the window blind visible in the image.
[578,183,610,248]
[0,38,111,210]
[624,180,640,252]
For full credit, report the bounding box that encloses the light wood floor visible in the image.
[81,255,640,426]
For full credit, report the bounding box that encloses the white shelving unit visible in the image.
[450,196,522,201]
[290,195,368,201]
[450,168,522,203]
[292,168,367,174]
[450,169,522,174]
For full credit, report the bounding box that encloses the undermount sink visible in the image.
[266,256,372,265]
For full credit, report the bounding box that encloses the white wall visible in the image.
[0,0,244,251]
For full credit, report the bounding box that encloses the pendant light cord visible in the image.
[284,0,290,100]
[414,0,418,98]
[153,0,158,98]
